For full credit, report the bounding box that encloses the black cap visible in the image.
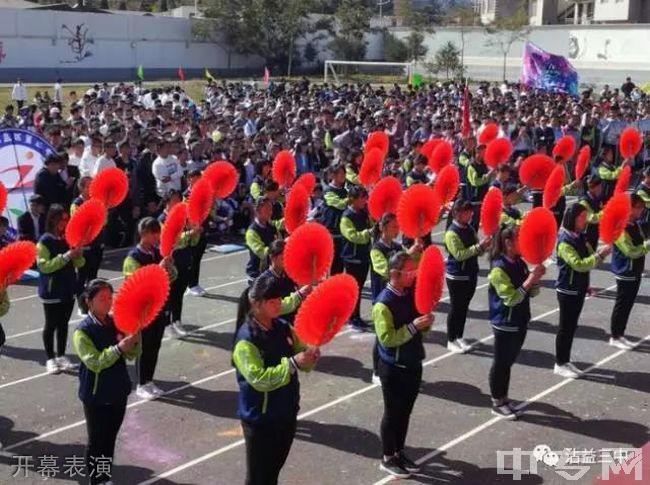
[29,194,46,204]
[452,199,473,212]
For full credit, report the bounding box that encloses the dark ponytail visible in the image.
[371,212,396,241]
[490,225,518,262]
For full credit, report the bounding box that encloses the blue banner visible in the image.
[521,42,579,96]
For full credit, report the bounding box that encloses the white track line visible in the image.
[372,334,650,484]
[138,282,617,484]
[3,278,248,342]
[0,280,487,456]
[7,250,247,305]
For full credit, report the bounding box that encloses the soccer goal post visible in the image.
[324,60,414,85]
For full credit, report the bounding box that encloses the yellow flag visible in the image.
[205,68,215,82]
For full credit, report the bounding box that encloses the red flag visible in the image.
[462,85,471,138]
[263,66,270,85]
[178,67,185,82]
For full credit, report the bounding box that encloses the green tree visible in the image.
[329,0,371,61]
[118,1,127,9]
[303,41,318,64]
[484,3,530,81]
[384,32,408,62]
[446,6,479,78]
[158,0,167,11]
[98,0,109,8]
[406,31,427,61]
[433,41,461,78]
[197,0,319,74]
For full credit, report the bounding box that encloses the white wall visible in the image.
[389,24,650,85]
[593,0,631,22]
[0,7,263,82]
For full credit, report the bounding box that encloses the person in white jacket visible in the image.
[152,139,183,197]
[11,79,27,109]
[92,138,117,176]
[79,136,102,178]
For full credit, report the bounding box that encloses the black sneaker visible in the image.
[398,451,421,473]
[506,400,524,417]
[492,403,518,420]
[380,456,411,478]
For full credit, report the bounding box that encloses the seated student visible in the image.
[0,216,16,249]
[258,240,312,322]
[245,197,279,284]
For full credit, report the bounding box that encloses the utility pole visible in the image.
[378,0,391,26]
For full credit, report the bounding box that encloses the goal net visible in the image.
[323,60,414,85]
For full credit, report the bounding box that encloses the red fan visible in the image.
[619,127,643,159]
[285,184,310,234]
[366,131,389,156]
[543,165,566,209]
[484,138,513,169]
[89,168,128,209]
[359,147,385,187]
[0,182,7,214]
[433,165,460,205]
[272,150,297,188]
[294,172,317,196]
[480,188,503,236]
[285,222,334,285]
[65,199,107,249]
[160,202,187,257]
[552,136,576,163]
[397,184,442,239]
[203,161,239,199]
[600,193,631,244]
[113,264,171,334]
[0,241,37,289]
[429,140,453,173]
[419,139,442,159]
[368,176,402,221]
[519,207,557,265]
[294,274,359,346]
[415,245,445,315]
[478,123,499,145]
[520,154,556,190]
[187,178,214,226]
[614,165,631,195]
[575,146,591,180]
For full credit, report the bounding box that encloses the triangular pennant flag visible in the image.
[136,65,144,81]
[178,67,186,82]
[205,68,215,82]
[263,66,270,85]
[412,73,423,88]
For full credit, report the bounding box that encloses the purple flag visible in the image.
[521,42,578,96]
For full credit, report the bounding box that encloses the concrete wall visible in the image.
[0,7,263,82]
[391,24,650,85]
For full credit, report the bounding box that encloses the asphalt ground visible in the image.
[0,225,648,485]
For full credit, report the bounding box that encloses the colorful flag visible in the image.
[205,68,215,82]
[411,73,423,88]
[136,65,144,81]
[521,42,578,96]
[462,85,471,138]
[263,66,270,85]
[178,67,186,82]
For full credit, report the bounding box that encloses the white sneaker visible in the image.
[168,321,188,339]
[136,383,160,400]
[371,373,381,386]
[148,382,165,397]
[56,356,78,371]
[609,337,633,350]
[46,358,60,374]
[554,363,580,379]
[456,338,472,352]
[447,340,464,354]
[188,285,207,297]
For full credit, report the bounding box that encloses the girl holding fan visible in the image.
[73,279,141,485]
[554,203,611,378]
[487,225,544,420]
